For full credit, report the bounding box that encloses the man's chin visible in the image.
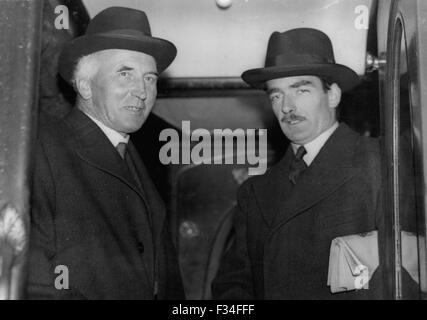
[124,126,143,134]
[282,125,304,136]
[118,122,145,135]
[282,130,311,145]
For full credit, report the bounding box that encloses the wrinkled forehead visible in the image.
[95,49,157,71]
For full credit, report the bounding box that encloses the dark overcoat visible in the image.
[213,123,387,299]
[28,109,184,299]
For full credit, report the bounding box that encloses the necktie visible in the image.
[116,142,142,190]
[289,146,307,185]
[116,142,142,188]
[116,142,127,159]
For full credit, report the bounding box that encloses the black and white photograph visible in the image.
[0,0,426,308]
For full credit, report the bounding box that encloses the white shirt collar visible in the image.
[291,122,339,166]
[84,112,129,148]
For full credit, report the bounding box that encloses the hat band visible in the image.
[96,29,152,39]
[265,53,335,67]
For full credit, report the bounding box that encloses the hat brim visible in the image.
[241,63,360,92]
[58,33,177,84]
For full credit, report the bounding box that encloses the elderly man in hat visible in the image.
[212,28,385,299]
[28,7,184,299]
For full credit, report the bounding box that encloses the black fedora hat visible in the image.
[58,6,177,84]
[241,28,359,92]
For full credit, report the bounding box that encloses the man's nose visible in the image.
[281,95,295,114]
[131,78,147,100]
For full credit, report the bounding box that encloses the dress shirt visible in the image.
[291,122,339,166]
[85,112,129,148]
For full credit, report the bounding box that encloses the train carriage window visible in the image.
[391,19,423,299]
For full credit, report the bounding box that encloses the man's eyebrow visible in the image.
[116,66,159,77]
[267,88,283,95]
[145,71,159,77]
[289,80,314,88]
[117,66,133,72]
[266,80,314,94]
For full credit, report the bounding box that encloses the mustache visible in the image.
[280,113,306,122]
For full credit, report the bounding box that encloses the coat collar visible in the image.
[253,123,361,229]
[62,108,158,213]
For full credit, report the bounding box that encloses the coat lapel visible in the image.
[64,109,146,202]
[252,147,294,228]
[127,141,166,244]
[255,123,361,229]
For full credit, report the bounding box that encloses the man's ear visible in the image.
[327,83,342,109]
[75,78,92,100]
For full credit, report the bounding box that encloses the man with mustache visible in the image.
[212,28,385,299]
[28,7,184,299]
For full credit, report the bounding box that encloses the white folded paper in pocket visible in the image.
[401,231,419,284]
[327,230,422,293]
[327,231,379,293]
